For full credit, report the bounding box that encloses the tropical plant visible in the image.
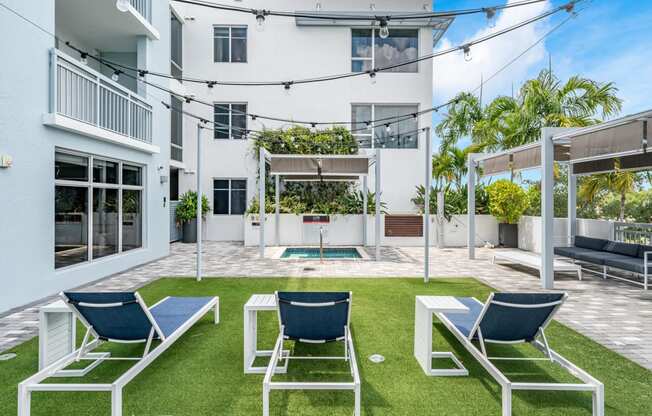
[578,162,639,221]
[175,191,210,224]
[436,69,622,153]
[246,191,386,215]
[411,184,489,218]
[486,180,529,224]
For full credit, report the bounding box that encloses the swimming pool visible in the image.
[280,247,362,259]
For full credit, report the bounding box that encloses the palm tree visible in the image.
[436,69,623,152]
[578,163,638,221]
[431,144,482,192]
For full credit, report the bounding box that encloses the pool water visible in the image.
[281,247,362,259]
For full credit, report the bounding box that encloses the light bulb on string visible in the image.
[378,18,390,39]
[463,44,472,62]
[255,10,266,32]
[310,123,317,133]
[111,70,121,82]
[385,124,391,134]
[116,0,130,12]
[369,70,377,85]
[484,7,497,28]
[283,82,292,95]
[80,52,88,65]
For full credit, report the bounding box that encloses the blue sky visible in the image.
[430,0,652,182]
[431,0,652,142]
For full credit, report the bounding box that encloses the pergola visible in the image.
[467,109,652,289]
[257,149,382,259]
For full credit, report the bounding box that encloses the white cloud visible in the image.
[433,0,552,103]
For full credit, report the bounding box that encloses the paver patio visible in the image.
[1,242,651,371]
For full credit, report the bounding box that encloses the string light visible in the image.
[115,0,130,13]
[484,7,497,28]
[111,70,121,82]
[385,124,391,134]
[79,52,88,65]
[255,10,267,32]
[463,44,472,62]
[378,18,390,39]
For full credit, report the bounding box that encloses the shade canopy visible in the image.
[477,110,651,176]
[268,154,372,182]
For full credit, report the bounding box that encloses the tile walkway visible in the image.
[1,242,651,371]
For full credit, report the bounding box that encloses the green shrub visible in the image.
[486,180,528,224]
[175,191,210,224]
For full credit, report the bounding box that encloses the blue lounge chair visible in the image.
[263,291,360,416]
[18,292,219,416]
[436,293,604,416]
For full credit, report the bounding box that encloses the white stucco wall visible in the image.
[518,216,615,253]
[174,0,436,241]
[0,0,172,313]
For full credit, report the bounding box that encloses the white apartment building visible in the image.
[0,0,179,313]
[171,0,451,242]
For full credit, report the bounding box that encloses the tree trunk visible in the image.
[619,191,626,221]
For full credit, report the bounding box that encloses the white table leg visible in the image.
[414,300,432,375]
[244,309,257,373]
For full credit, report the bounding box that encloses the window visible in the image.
[214,26,247,63]
[352,104,419,149]
[55,151,144,269]
[171,95,183,161]
[170,168,179,201]
[171,13,183,80]
[213,179,247,215]
[214,103,247,139]
[352,29,418,73]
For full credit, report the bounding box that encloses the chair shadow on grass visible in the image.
[432,320,597,415]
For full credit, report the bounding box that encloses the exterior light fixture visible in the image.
[116,0,130,13]
[484,7,497,28]
[80,52,88,65]
[385,124,391,134]
[378,18,390,39]
[111,70,121,82]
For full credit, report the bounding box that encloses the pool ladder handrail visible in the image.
[319,226,324,263]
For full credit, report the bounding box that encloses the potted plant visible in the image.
[486,179,528,248]
[175,191,210,243]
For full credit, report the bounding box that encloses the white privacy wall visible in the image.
[244,214,499,247]
[518,216,615,253]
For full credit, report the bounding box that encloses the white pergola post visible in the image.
[362,175,368,247]
[275,174,280,246]
[467,154,477,260]
[375,149,381,261]
[567,165,577,246]
[437,191,445,249]
[424,127,431,283]
[541,129,556,289]
[196,123,203,282]
[259,147,266,258]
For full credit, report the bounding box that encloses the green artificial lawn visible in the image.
[1,277,651,415]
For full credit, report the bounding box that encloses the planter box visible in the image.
[499,223,518,248]
[183,219,197,243]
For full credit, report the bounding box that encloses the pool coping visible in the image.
[270,246,370,261]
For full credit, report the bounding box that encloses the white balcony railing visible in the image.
[130,0,151,23]
[614,222,652,245]
[50,49,152,143]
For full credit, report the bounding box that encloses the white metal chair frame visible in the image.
[18,293,219,416]
[263,292,361,416]
[564,250,651,290]
[436,293,604,416]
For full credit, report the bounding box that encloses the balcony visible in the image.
[55,0,159,48]
[43,49,158,154]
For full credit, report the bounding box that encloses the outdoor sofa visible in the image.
[554,235,652,289]
[18,292,219,416]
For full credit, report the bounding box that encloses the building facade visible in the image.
[172,0,450,242]
[0,0,178,313]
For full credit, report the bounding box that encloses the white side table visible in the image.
[39,300,76,370]
[414,296,469,376]
[243,294,289,374]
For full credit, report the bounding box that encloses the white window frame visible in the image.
[170,9,184,78]
[212,178,247,216]
[54,149,146,271]
[213,25,248,63]
[351,28,419,73]
[213,102,248,140]
[351,103,420,149]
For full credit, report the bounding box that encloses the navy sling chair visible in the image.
[18,292,219,416]
[435,292,604,416]
[263,291,360,416]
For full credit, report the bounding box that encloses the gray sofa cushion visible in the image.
[637,245,652,259]
[574,236,608,251]
[574,251,627,265]
[605,257,646,274]
[604,241,640,257]
[554,246,596,259]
